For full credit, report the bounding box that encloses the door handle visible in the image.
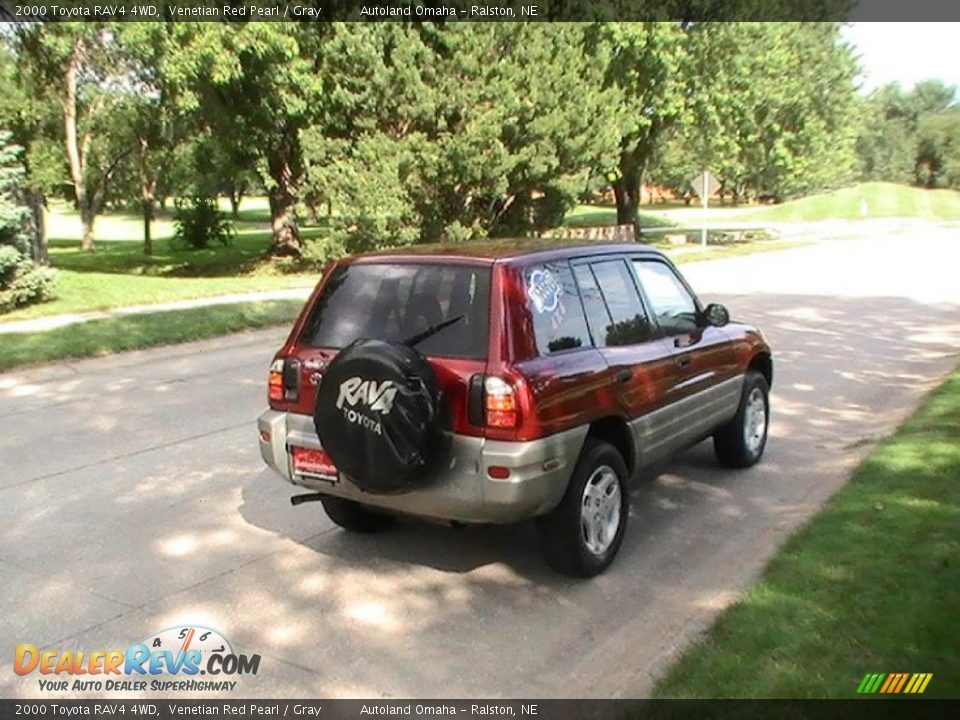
[615,368,633,384]
[676,356,691,368]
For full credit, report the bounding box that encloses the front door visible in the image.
[630,256,741,442]
[570,257,678,468]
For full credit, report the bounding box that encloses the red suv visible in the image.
[258,241,772,576]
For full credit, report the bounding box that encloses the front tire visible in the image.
[321,497,395,533]
[537,439,629,578]
[713,371,770,468]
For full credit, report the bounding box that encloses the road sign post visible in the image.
[690,170,720,249]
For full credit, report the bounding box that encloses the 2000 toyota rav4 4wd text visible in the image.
[258,241,772,577]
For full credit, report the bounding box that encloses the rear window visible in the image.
[299,262,491,359]
[524,261,592,355]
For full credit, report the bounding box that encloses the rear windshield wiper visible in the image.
[403,315,466,348]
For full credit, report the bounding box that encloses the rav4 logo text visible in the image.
[336,377,398,435]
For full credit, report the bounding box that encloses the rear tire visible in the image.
[321,497,395,533]
[537,439,629,578]
[713,371,770,468]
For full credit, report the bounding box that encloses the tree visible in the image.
[115,23,180,256]
[654,23,858,203]
[162,23,331,255]
[16,23,136,252]
[855,98,917,184]
[915,109,960,189]
[0,36,62,262]
[853,80,958,188]
[909,81,958,188]
[302,23,621,252]
[598,22,691,233]
[909,80,957,117]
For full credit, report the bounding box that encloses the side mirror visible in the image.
[704,303,730,327]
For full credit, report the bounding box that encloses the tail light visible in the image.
[268,359,284,401]
[484,376,518,428]
[268,357,301,404]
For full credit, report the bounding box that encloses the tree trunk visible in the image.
[613,150,643,241]
[139,138,155,255]
[25,190,49,265]
[228,186,242,218]
[266,135,302,256]
[80,207,95,252]
[142,199,153,256]
[613,180,638,227]
[62,38,95,252]
[268,189,300,256]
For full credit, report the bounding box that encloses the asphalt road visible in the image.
[2,224,959,699]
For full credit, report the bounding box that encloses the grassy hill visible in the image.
[738,182,960,223]
[565,183,960,229]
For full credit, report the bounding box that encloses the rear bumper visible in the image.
[257,410,586,523]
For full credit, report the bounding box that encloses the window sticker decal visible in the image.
[527,267,562,314]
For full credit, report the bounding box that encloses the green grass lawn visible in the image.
[0,299,304,371]
[565,204,677,230]
[1,202,319,322]
[734,182,960,223]
[654,368,960,699]
[566,183,960,229]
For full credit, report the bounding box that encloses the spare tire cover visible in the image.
[314,338,451,494]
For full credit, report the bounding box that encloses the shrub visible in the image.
[300,236,347,268]
[0,245,58,313]
[171,196,235,250]
[0,132,57,314]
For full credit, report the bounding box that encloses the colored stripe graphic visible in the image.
[889,673,907,693]
[893,673,909,693]
[857,673,885,694]
[858,672,933,694]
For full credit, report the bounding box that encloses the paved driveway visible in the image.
[2,225,958,698]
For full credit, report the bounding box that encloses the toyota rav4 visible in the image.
[258,241,772,576]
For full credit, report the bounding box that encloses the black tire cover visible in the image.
[314,339,451,494]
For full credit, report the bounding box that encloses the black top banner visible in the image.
[1,0,958,22]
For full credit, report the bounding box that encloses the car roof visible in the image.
[349,237,666,265]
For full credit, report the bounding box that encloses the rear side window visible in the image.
[524,261,592,355]
[580,259,655,346]
[300,263,490,359]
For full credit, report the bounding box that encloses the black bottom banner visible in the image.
[2,700,959,720]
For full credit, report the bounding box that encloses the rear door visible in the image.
[509,259,611,439]
[570,257,678,466]
[630,255,742,440]
[289,260,492,439]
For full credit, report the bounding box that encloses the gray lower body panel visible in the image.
[630,374,744,467]
[257,374,744,523]
[257,411,588,524]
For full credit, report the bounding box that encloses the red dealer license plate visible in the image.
[291,446,338,482]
